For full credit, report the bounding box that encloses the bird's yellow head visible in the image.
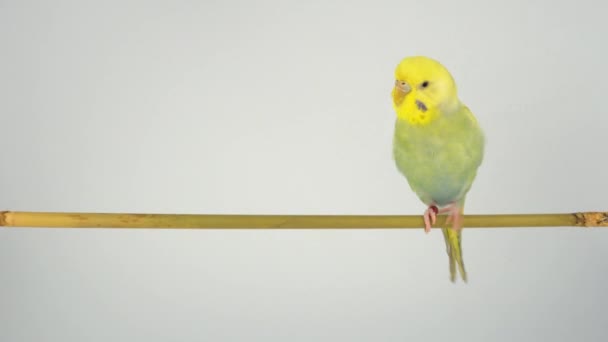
[391,56,459,125]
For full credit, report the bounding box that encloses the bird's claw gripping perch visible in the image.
[445,205,463,232]
[423,204,463,233]
[423,205,439,233]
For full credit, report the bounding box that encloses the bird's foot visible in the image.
[444,204,463,232]
[423,205,439,233]
[423,203,463,232]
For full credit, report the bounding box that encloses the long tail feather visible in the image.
[441,226,467,282]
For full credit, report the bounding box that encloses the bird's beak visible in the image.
[392,80,411,107]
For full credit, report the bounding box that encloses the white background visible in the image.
[1,0,607,341]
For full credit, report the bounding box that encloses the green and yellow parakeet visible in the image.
[391,56,485,282]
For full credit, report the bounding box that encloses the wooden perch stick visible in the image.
[1,211,607,229]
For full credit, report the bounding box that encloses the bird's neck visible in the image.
[397,98,461,127]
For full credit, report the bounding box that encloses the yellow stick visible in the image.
[1,211,606,229]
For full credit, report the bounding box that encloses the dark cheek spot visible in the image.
[416,100,427,112]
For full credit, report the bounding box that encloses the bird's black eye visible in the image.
[421,81,429,88]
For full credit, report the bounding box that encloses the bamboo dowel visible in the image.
[1,211,607,229]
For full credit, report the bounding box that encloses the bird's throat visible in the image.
[396,97,438,126]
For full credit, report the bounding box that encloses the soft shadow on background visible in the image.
[1,0,607,341]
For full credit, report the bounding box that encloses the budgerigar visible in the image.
[391,56,484,282]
